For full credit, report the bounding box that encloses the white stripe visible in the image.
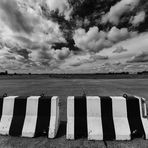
[87,96,103,140]
[111,96,131,140]
[48,96,60,138]
[0,96,17,135]
[66,96,74,139]
[136,96,148,139]
[21,96,39,137]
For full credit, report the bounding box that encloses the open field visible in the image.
[0,77,148,147]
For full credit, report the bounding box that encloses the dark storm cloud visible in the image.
[5,55,16,60]
[70,54,109,67]
[41,0,121,50]
[0,0,34,34]
[113,46,127,54]
[127,52,148,63]
[10,47,31,60]
[51,41,81,53]
[40,0,148,54]
[0,42,4,50]
[91,55,109,60]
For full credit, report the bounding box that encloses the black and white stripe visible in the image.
[0,96,59,138]
[74,96,88,139]
[66,96,148,140]
[125,96,145,139]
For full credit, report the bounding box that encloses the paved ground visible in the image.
[0,77,148,148]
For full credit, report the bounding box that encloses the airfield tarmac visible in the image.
[0,77,147,148]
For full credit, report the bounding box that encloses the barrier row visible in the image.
[0,95,147,141]
[0,96,59,138]
[67,96,148,140]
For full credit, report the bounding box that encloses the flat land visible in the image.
[0,77,148,148]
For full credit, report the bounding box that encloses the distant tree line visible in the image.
[137,71,148,75]
[1,70,148,77]
[0,71,8,75]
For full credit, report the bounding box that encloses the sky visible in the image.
[0,0,148,73]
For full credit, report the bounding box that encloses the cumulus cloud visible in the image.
[102,0,140,25]
[131,11,146,26]
[46,0,72,20]
[107,27,136,43]
[51,47,71,60]
[113,46,128,54]
[127,52,148,63]
[73,26,135,53]
[29,46,72,70]
[73,26,112,52]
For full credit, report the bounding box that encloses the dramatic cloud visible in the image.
[0,0,148,73]
[102,0,140,25]
[69,54,108,67]
[107,27,136,43]
[113,46,128,54]
[0,0,35,34]
[10,47,31,60]
[51,47,71,60]
[73,26,135,53]
[127,52,148,63]
[131,11,146,26]
[29,46,72,71]
[73,26,112,52]
[46,0,72,20]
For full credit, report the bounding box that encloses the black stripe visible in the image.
[125,96,145,139]
[9,96,27,136]
[0,97,4,121]
[34,96,51,137]
[100,96,116,140]
[74,96,88,139]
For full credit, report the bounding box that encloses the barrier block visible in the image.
[67,95,148,140]
[135,96,148,139]
[124,96,146,139]
[0,96,17,135]
[22,96,40,137]
[0,96,60,138]
[48,96,60,138]
[66,96,74,139]
[111,96,131,140]
[87,96,103,140]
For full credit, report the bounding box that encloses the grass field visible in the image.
[0,77,148,148]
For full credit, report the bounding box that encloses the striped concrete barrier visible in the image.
[66,95,148,140]
[0,96,59,138]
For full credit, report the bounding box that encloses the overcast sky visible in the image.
[0,0,148,73]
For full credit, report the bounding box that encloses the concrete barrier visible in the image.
[66,96,75,139]
[124,95,146,139]
[66,96,148,140]
[0,96,60,138]
[87,96,103,140]
[111,96,131,140]
[0,96,17,135]
[134,96,148,139]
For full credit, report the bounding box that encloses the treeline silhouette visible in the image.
[0,71,8,75]
[137,71,148,75]
[0,71,148,79]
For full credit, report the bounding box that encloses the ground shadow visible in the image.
[56,121,67,138]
